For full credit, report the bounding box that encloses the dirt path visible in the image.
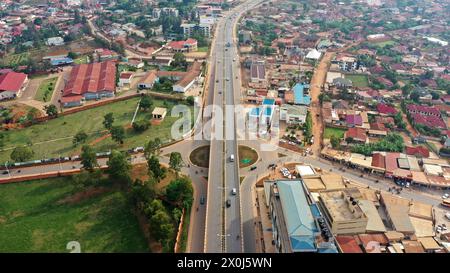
[309,52,335,156]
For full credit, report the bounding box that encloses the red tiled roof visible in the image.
[0,71,27,92]
[406,104,441,116]
[168,39,197,49]
[372,153,385,169]
[405,146,430,158]
[377,103,397,115]
[345,127,367,142]
[63,61,116,97]
[411,113,446,129]
[336,236,363,253]
[385,152,400,173]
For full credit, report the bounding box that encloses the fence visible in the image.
[173,208,186,253]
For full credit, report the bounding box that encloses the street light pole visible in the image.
[5,161,11,178]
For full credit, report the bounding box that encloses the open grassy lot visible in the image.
[189,145,210,168]
[35,77,58,102]
[323,127,346,140]
[74,56,89,65]
[197,47,209,52]
[345,74,369,88]
[0,177,149,252]
[0,97,194,163]
[372,40,397,48]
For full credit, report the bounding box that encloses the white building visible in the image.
[46,37,64,46]
[280,104,308,125]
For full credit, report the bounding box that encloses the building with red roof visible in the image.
[335,236,363,253]
[384,152,400,177]
[345,127,368,143]
[167,38,198,52]
[377,103,397,116]
[405,146,430,158]
[0,71,28,100]
[372,153,386,169]
[62,61,116,107]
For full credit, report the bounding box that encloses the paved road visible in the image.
[204,0,265,253]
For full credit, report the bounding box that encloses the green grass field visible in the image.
[35,77,58,102]
[372,40,397,48]
[197,47,209,52]
[0,177,149,252]
[74,56,89,65]
[0,97,194,163]
[345,74,369,88]
[324,127,346,140]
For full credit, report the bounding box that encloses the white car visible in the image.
[443,193,449,199]
[446,213,450,221]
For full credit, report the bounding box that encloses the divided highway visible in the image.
[204,0,265,253]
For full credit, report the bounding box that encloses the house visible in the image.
[333,54,358,71]
[305,49,322,61]
[405,146,430,158]
[345,127,368,143]
[292,83,311,106]
[61,61,116,107]
[250,61,266,84]
[280,104,308,125]
[95,48,119,61]
[377,104,397,116]
[346,114,363,127]
[138,71,158,89]
[46,36,64,46]
[127,58,144,69]
[0,71,28,100]
[152,107,167,120]
[167,38,198,52]
[118,72,133,87]
[332,77,352,89]
[172,61,202,93]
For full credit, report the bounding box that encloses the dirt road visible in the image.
[309,51,335,156]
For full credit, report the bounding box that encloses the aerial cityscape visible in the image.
[0,0,450,257]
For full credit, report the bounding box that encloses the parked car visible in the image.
[250,166,257,171]
[443,193,449,199]
[446,213,450,221]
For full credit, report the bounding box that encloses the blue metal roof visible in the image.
[277,180,318,251]
[250,107,260,117]
[50,57,73,66]
[293,83,311,105]
[262,106,272,117]
[262,98,275,105]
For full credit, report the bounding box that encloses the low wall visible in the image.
[173,208,186,253]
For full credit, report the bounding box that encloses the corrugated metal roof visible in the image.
[277,180,317,251]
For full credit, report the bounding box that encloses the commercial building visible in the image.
[267,180,338,253]
[318,188,369,235]
[280,104,308,125]
[61,61,116,107]
[167,38,198,53]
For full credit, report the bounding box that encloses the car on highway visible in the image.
[216,80,219,83]
[231,188,237,195]
[250,166,257,171]
[229,154,235,162]
[200,196,205,205]
[226,199,231,208]
[2,170,8,175]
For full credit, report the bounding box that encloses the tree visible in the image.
[10,146,34,162]
[73,131,88,145]
[0,133,5,150]
[132,120,149,132]
[186,96,195,106]
[44,104,58,117]
[144,138,162,158]
[80,144,98,171]
[110,126,125,144]
[149,209,174,248]
[166,177,194,209]
[172,52,187,70]
[71,169,102,189]
[140,95,153,111]
[410,91,421,103]
[330,135,341,149]
[169,152,182,173]
[147,155,166,182]
[26,108,39,123]
[103,113,114,130]
[107,150,132,184]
